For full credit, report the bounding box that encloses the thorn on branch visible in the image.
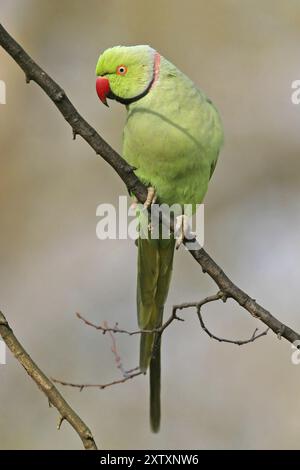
[57,415,65,430]
[277,325,285,340]
[124,164,137,174]
[53,90,65,102]
[173,312,184,322]
[0,311,9,327]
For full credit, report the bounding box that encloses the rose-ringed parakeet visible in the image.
[95,46,223,432]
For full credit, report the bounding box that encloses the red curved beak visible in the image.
[96,76,110,107]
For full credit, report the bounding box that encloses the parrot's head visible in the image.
[95,45,159,106]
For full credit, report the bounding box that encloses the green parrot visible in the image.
[95,45,223,432]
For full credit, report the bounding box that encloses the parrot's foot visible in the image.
[144,186,157,209]
[175,215,196,249]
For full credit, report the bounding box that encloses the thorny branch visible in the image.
[173,292,269,345]
[77,292,269,346]
[53,292,268,390]
[0,311,97,450]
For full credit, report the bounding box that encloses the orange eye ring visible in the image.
[116,65,128,76]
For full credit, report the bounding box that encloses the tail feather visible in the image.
[139,329,155,373]
[150,335,161,432]
[137,234,175,432]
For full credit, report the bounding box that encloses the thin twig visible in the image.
[76,311,183,336]
[172,292,226,314]
[173,292,269,345]
[77,291,269,349]
[76,312,141,336]
[103,320,127,376]
[0,311,98,450]
[58,292,267,393]
[52,371,143,390]
[196,306,269,345]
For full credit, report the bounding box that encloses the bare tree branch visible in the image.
[172,293,269,345]
[197,320,268,345]
[52,371,143,391]
[55,292,268,392]
[52,316,144,391]
[76,312,143,336]
[76,309,185,337]
[104,320,126,375]
[77,293,269,346]
[0,26,298,350]
[0,311,98,450]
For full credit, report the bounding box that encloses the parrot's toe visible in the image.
[175,215,196,249]
[144,186,157,209]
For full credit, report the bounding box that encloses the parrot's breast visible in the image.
[122,57,223,209]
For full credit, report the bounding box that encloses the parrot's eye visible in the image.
[116,65,127,76]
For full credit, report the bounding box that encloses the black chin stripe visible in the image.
[108,74,155,105]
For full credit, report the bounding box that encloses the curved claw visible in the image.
[175,215,196,249]
[144,187,157,209]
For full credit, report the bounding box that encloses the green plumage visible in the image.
[137,231,175,432]
[96,45,224,432]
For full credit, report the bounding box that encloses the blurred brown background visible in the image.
[1,0,300,450]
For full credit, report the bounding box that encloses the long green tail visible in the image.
[137,234,175,432]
